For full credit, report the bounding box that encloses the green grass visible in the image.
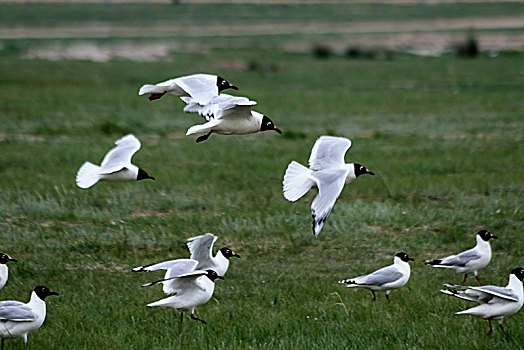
[1,2,523,27]
[0,3,523,349]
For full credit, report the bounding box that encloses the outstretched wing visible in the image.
[0,302,36,322]
[309,136,352,171]
[144,270,208,295]
[133,259,198,279]
[175,74,219,105]
[182,94,256,121]
[441,284,519,303]
[99,134,141,174]
[311,169,349,236]
[187,233,218,267]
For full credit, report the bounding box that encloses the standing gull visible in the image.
[338,252,414,301]
[425,230,498,284]
[138,73,237,102]
[440,267,524,335]
[182,94,281,142]
[76,134,155,189]
[136,259,223,324]
[283,136,374,236]
[0,286,59,350]
[0,254,17,292]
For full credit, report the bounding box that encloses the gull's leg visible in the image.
[190,312,208,325]
[371,290,376,302]
[196,131,213,143]
[180,312,184,323]
[463,274,468,283]
[498,319,504,332]
[149,92,166,101]
[475,276,482,284]
[385,291,391,302]
[487,318,493,336]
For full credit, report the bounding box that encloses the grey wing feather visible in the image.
[0,303,35,322]
[361,267,403,286]
[187,233,217,268]
[469,285,519,302]
[441,250,481,267]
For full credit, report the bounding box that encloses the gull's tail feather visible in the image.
[425,259,443,266]
[147,295,177,308]
[76,162,101,189]
[283,161,314,202]
[186,120,220,136]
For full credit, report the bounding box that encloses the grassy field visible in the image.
[1,2,523,350]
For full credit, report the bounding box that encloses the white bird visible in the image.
[283,136,374,236]
[440,267,524,335]
[0,286,59,350]
[338,252,414,301]
[137,259,223,324]
[0,254,17,292]
[138,73,238,102]
[425,230,498,284]
[76,134,155,189]
[182,94,282,142]
[133,233,240,278]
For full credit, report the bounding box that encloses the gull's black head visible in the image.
[219,247,241,259]
[478,230,498,241]
[260,115,282,134]
[0,253,17,264]
[354,163,375,177]
[510,268,524,281]
[205,270,224,282]
[216,76,238,92]
[34,286,59,300]
[395,252,414,262]
[137,168,155,181]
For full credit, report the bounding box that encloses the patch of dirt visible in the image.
[2,16,522,61]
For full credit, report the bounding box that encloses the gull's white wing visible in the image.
[309,136,352,171]
[175,74,218,105]
[311,169,349,236]
[99,134,141,174]
[187,233,217,267]
[133,259,198,278]
[0,302,36,322]
[144,270,208,295]
[351,265,403,286]
[182,94,256,121]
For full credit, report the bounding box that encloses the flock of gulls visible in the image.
[1,73,522,347]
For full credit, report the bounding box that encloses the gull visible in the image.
[338,252,414,301]
[425,230,498,284]
[133,233,240,278]
[76,134,155,189]
[440,267,524,335]
[283,136,374,236]
[0,286,59,350]
[182,94,282,142]
[138,73,238,102]
[136,259,223,324]
[0,254,17,291]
